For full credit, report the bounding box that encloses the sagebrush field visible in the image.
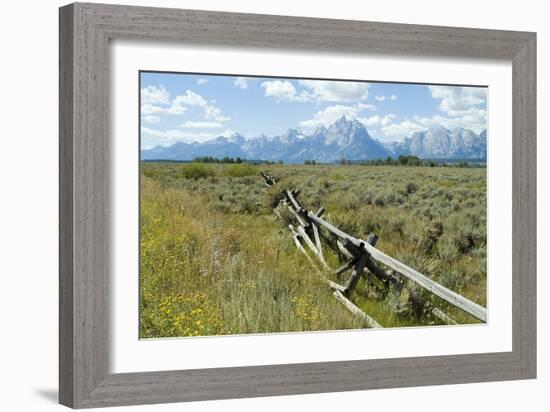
[140,162,487,338]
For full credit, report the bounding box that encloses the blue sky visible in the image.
[140,72,487,149]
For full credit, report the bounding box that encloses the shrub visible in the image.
[341,193,361,211]
[439,270,472,291]
[331,212,361,235]
[362,191,376,205]
[389,192,406,205]
[389,218,405,238]
[224,163,257,178]
[416,219,444,255]
[406,181,418,194]
[386,284,427,318]
[437,235,460,262]
[454,225,484,254]
[239,197,260,214]
[178,163,215,180]
[143,169,160,178]
[373,195,386,207]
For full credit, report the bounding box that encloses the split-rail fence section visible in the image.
[261,170,487,328]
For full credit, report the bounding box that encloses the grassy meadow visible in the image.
[140,162,487,338]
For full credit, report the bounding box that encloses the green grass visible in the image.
[140,162,487,338]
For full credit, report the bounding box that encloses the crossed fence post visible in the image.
[283,189,386,296]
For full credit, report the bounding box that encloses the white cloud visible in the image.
[299,103,374,132]
[381,120,425,137]
[197,78,208,85]
[142,115,160,124]
[429,86,486,115]
[166,106,187,115]
[180,121,223,129]
[204,106,230,122]
[141,104,160,115]
[141,85,170,105]
[261,80,301,101]
[141,126,217,143]
[171,90,230,122]
[424,86,487,133]
[140,89,230,124]
[173,90,209,107]
[234,77,249,89]
[260,79,370,103]
[141,103,187,116]
[298,80,369,102]
[361,114,396,127]
[375,94,397,102]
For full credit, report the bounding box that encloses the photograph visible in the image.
[139,71,488,339]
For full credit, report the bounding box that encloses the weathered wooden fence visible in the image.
[261,171,487,328]
[260,171,277,187]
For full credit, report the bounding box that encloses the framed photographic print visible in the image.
[59,2,536,408]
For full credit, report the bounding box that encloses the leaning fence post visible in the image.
[344,250,368,295]
[312,224,324,258]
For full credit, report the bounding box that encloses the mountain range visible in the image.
[141,116,487,163]
[389,125,487,160]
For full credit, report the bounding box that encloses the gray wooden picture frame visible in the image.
[59,2,536,408]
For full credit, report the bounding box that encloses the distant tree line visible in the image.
[353,155,424,166]
[190,155,480,167]
[193,156,245,164]
[335,155,483,168]
[193,156,283,165]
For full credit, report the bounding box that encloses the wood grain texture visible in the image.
[59,5,74,406]
[512,33,537,376]
[59,2,537,408]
